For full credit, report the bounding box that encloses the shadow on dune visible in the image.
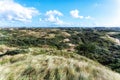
[0,49,27,58]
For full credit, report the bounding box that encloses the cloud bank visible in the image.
[0,0,39,22]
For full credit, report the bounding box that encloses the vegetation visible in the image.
[0,49,120,80]
[0,28,120,79]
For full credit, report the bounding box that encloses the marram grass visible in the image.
[0,47,120,80]
[0,54,120,80]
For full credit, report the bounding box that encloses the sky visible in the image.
[0,0,120,27]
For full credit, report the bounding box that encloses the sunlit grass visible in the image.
[0,47,120,80]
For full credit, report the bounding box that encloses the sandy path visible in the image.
[106,32,120,45]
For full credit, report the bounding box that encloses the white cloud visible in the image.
[39,18,42,21]
[85,16,94,20]
[45,10,63,25]
[46,10,63,16]
[70,9,93,20]
[0,0,39,22]
[70,9,84,19]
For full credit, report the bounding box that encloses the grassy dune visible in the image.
[0,47,120,80]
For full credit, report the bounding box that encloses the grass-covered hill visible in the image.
[0,46,120,80]
[0,28,120,80]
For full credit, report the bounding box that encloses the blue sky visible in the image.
[0,0,120,27]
